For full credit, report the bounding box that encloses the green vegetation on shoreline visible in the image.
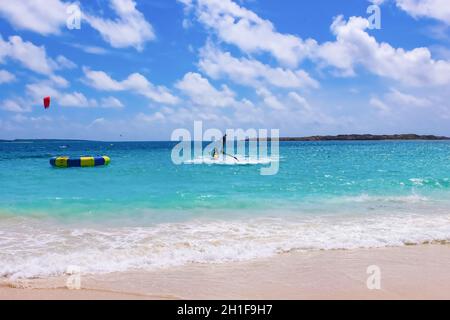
[278,134,450,141]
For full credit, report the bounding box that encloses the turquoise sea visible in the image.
[1,140,450,278]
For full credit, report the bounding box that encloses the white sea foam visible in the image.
[184,155,275,165]
[333,193,430,204]
[410,178,425,186]
[0,212,449,279]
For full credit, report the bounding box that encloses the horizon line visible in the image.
[1,133,450,143]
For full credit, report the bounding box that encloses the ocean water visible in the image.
[1,140,450,278]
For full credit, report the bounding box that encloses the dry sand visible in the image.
[1,244,449,300]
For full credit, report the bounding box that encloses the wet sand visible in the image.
[1,244,449,300]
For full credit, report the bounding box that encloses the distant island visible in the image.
[252,134,450,142]
[280,134,450,141]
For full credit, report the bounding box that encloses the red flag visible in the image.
[43,96,51,109]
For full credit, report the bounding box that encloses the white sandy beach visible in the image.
[1,244,449,300]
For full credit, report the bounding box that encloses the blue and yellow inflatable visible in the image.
[50,156,110,168]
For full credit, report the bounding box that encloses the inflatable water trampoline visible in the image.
[50,156,110,168]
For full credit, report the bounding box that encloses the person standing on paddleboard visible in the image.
[211,134,238,161]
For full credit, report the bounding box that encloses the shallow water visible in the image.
[1,140,450,278]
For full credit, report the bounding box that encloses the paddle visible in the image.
[223,151,239,162]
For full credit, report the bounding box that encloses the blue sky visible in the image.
[0,0,449,140]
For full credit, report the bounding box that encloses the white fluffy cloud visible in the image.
[24,79,123,109]
[0,35,54,74]
[396,0,450,25]
[256,87,285,111]
[184,0,316,67]
[0,0,67,35]
[0,34,75,75]
[85,0,155,50]
[288,92,312,110]
[55,95,125,109]
[136,111,166,123]
[11,114,52,124]
[136,104,236,128]
[70,44,109,55]
[253,88,321,122]
[83,68,179,105]
[370,97,391,114]
[83,69,124,91]
[286,91,334,125]
[232,87,334,129]
[26,82,60,102]
[48,75,69,88]
[89,118,106,127]
[176,72,238,108]
[370,87,435,116]
[0,98,31,113]
[198,44,319,89]
[316,16,450,86]
[25,81,85,107]
[0,0,155,50]
[100,96,124,109]
[184,0,450,87]
[0,70,15,84]
[24,80,124,112]
[25,75,69,102]
[20,76,101,109]
[54,55,77,70]
[58,92,98,108]
[369,0,386,5]
[386,88,432,107]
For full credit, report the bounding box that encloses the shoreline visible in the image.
[2,244,450,300]
[2,134,450,143]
